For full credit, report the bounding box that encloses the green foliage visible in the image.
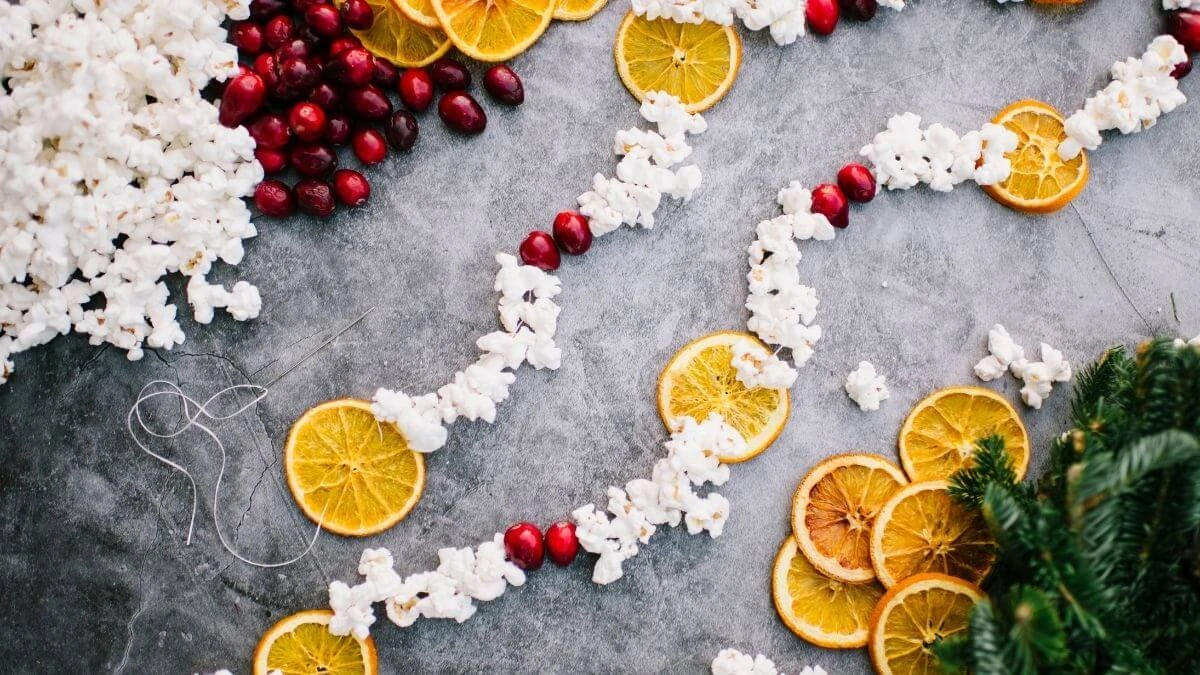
[935,338,1200,675]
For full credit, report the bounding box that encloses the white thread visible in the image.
[126,380,323,568]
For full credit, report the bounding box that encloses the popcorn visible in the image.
[711,648,782,675]
[731,340,799,390]
[973,326,1072,409]
[371,389,449,453]
[973,323,1025,381]
[0,0,260,384]
[328,580,378,639]
[845,361,889,411]
[860,114,1018,192]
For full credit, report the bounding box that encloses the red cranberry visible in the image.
[840,0,875,21]
[483,65,523,105]
[325,113,352,145]
[247,113,292,149]
[1169,11,1200,53]
[279,57,322,91]
[275,39,311,63]
[503,522,545,571]
[290,143,338,176]
[806,0,839,36]
[345,84,393,120]
[304,3,343,38]
[811,183,849,228]
[519,231,560,270]
[385,111,419,151]
[340,0,375,29]
[292,0,323,10]
[351,128,388,164]
[328,36,362,56]
[372,59,398,88]
[552,211,591,255]
[295,22,327,48]
[219,73,266,127]
[253,53,280,90]
[230,22,265,55]
[253,179,295,217]
[249,0,286,20]
[255,147,289,174]
[398,68,434,112]
[295,178,336,217]
[836,163,876,203]
[327,47,376,87]
[430,57,471,90]
[1173,58,1193,79]
[310,82,341,110]
[438,92,486,134]
[332,169,371,207]
[544,521,579,567]
[263,14,295,49]
[289,102,328,143]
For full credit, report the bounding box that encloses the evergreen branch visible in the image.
[949,435,1017,509]
[1070,430,1200,514]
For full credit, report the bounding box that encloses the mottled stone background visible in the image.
[1,0,1198,672]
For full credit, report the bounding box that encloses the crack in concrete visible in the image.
[1071,203,1154,335]
[232,454,278,546]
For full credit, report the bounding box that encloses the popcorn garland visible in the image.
[844,361,889,411]
[0,0,263,384]
[328,413,744,635]
[973,324,1073,409]
[711,648,829,675]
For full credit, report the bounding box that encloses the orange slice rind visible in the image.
[772,536,885,649]
[982,99,1089,214]
[898,386,1029,483]
[613,11,741,113]
[431,0,556,62]
[253,609,378,675]
[868,573,984,675]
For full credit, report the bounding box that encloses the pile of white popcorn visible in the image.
[579,91,706,235]
[1058,35,1190,161]
[0,0,263,384]
[844,361,890,411]
[973,324,1073,409]
[859,113,1019,192]
[371,253,562,452]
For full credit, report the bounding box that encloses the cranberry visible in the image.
[503,522,545,571]
[806,0,839,36]
[483,65,524,105]
[253,180,295,217]
[840,0,875,21]
[304,3,343,38]
[438,92,486,134]
[263,14,295,49]
[430,57,471,90]
[290,143,338,176]
[292,0,323,10]
[1169,11,1200,52]
[279,56,322,91]
[398,68,434,112]
[219,73,266,127]
[372,59,399,88]
[340,0,375,29]
[1173,58,1193,79]
[327,47,376,87]
[295,22,327,48]
[836,163,876,203]
[552,211,592,255]
[351,128,388,164]
[249,0,286,20]
[811,183,850,228]
[519,231,560,270]
[325,113,352,145]
[295,178,336,217]
[288,102,328,143]
[385,111,419,151]
[544,521,579,567]
[230,22,266,55]
[275,38,311,63]
[328,36,362,56]
[253,53,279,88]
[345,84,393,120]
[247,113,292,149]
[310,82,341,110]
[255,147,289,174]
[332,169,371,206]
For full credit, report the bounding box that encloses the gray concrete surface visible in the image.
[2,1,1198,672]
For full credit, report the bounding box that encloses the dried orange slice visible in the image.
[554,0,607,20]
[431,0,556,62]
[394,0,441,28]
[657,331,789,463]
[253,609,378,675]
[870,481,996,588]
[982,99,1089,214]
[336,0,451,67]
[868,573,984,675]
[791,453,908,583]
[898,386,1029,483]
[614,11,742,113]
[772,536,885,649]
[284,398,426,537]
